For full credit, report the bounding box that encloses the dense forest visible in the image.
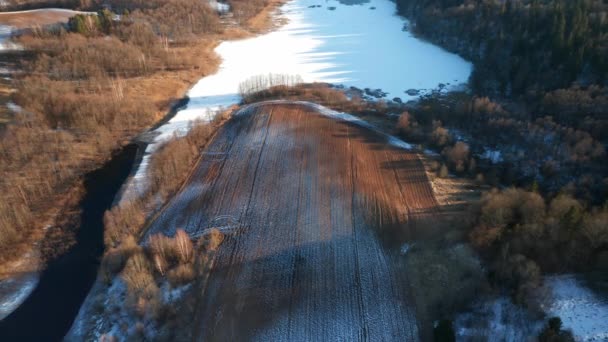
[395,0,608,96]
[392,0,608,320]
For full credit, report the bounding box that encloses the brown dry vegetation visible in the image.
[88,227,225,340]
[103,112,230,250]
[0,0,282,272]
[469,188,608,301]
[227,0,285,32]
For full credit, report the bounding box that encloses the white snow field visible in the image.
[121,0,472,201]
[543,275,608,341]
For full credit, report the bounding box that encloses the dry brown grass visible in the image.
[243,0,286,33]
[167,263,195,287]
[0,0,278,275]
[0,80,12,125]
[198,228,224,252]
[420,154,482,210]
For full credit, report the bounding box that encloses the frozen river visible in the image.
[123,0,472,200]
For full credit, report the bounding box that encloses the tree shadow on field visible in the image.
[195,236,418,341]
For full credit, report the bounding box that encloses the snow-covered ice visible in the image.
[0,273,39,320]
[543,275,608,342]
[121,0,471,200]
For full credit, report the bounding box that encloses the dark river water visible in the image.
[0,144,138,341]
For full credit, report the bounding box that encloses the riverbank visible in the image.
[119,0,472,202]
[0,144,138,341]
[0,0,286,324]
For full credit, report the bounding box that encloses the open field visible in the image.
[143,102,443,340]
[0,8,84,28]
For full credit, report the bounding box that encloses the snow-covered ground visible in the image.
[543,275,608,341]
[0,25,18,51]
[455,296,542,341]
[208,0,230,13]
[0,273,39,320]
[121,0,472,201]
[455,275,608,342]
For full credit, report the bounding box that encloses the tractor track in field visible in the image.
[142,101,440,341]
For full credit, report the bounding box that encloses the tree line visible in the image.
[395,0,608,97]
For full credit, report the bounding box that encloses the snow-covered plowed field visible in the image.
[0,8,87,28]
[144,102,440,341]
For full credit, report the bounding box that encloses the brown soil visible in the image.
[0,8,80,28]
[143,102,444,340]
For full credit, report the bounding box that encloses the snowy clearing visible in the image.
[543,275,608,341]
[120,0,471,202]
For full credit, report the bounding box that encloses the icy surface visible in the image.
[121,0,471,201]
[0,273,39,320]
[543,275,608,341]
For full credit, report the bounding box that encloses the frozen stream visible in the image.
[122,0,472,201]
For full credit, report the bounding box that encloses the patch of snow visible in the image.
[121,0,471,200]
[208,0,230,13]
[455,296,542,341]
[242,100,414,150]
[450,128,469,143]
[400,243,412,256]
[0,25,20,51]
[0,272,39,320]
[481,149,503,164]
[543,275,608,342]
[6,101,22,113]
[424,149,439,156]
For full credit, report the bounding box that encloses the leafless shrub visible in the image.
[397,111,413,133]
[121,251,162,318]
[174,229,194,264]
[238,74,304,97]
[431,124,451,147]
[100,235,141,281]
[443,141,470,173]
[198,228,225,252]
[167,263,195,287]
